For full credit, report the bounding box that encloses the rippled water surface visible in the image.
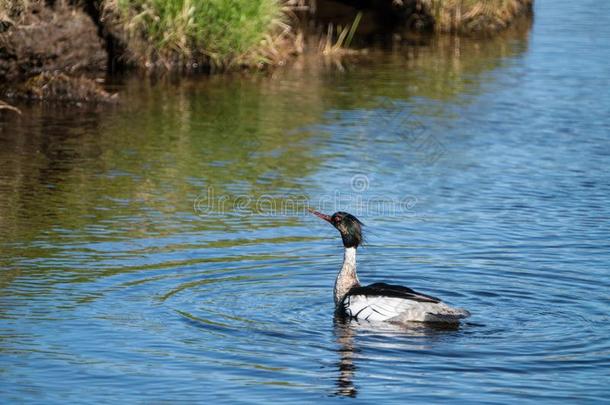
[1,0,610,402]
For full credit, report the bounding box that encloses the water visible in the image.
[1,0,610,402]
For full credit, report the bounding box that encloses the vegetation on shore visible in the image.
[318,11,362,56]
[0,0,25,23]
[420,0,533,34]
[0,0,533,104]
[103,0,294,70]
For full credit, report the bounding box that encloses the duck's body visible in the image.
[311,210,470,325]
[334,247,469,324]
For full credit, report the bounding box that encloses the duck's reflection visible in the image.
[333,317,358,397]
[332,316,461,398]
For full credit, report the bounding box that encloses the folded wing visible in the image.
[340,282,469,323]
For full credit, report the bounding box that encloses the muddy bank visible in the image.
[0,1,105,80]
[0,0,110,103]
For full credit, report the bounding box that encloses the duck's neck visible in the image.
[334,247,360,306]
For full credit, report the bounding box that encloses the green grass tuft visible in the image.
[106,0,285,68]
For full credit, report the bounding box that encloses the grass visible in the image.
[1,0,532,76]
[319,12,362,56]
[0,0,28,24]
[0,99,21,114]
[419,0,532,33]
[104,0,289,69]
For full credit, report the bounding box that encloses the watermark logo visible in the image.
[350,174,369,192]
[190,98,439,218]
[193,174,417,218]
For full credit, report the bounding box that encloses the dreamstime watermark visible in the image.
[188,98,442,217]
[350,174,369,192]
[193,174,418,218]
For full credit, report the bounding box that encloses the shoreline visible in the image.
[0,0,533,106]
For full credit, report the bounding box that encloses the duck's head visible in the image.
[309,208,363,249]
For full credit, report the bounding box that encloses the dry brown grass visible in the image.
[0,0,28,23]
[318,11,362,56]
[420,0,533,34]
[0,99,21,114]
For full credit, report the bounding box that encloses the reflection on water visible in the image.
[334,319,358,398]
[333,317,464,398]
[1,1,610,402]
[0,19,530,244]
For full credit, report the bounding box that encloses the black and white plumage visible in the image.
[340,282,469,323]
[309,209,470,324]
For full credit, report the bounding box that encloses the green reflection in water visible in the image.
[0,20,530,255]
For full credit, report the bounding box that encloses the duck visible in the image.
[309,209,470,324]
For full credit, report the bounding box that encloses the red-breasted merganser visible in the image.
[310,209,470,324]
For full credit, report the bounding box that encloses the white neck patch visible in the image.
[343,247,357,268]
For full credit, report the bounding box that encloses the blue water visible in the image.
[1,0,609,402]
